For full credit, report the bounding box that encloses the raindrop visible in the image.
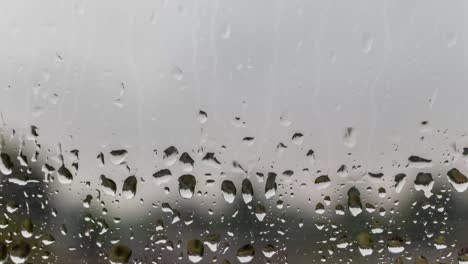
[109,149,128,165]
[262,245,276,258]
[356,232,373,256]
[179,152,194,172]
[241,179,254,204]
[100,175,117,196]
[198,110,208,124]
[202,152,221,168]
[255,204,266,221]
[242,137,255,146]
[459,247,468,263]
[221,180,236,203]
[57,165,73,185]
[153,169,172,185]
[434,235,447,250]
[187,239,204,263]
[83,195,92,208]
[387,236,405,254]
[368,172,384,179]
[314,175,331,190]
[394,173,407,193]
[343,127,357,148]
[348,187,362,216]
[204,234,220,252]
[178,174,196,199]
[163,146,179,166]
[414,172,434,198]
[292,133,304,145]
[408,155,432,168]
[20,217,33,238]
[236,244,255,263]
[447,168,468,192]
[0,153,13,175]
[41,234,55,245]
[122,176,137,200]
[6,200,18,213]
[10,240,31,264]
[337,164,348,177]
[108,243,132,264]
[265,173,277,199]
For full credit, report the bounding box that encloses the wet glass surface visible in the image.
[0,1,468,263]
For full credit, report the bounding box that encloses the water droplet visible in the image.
[20,217,33,238]
[6,200,18,213]
[434,235,447,250]
[447,168,468,192]
[198,110,208,124]
[41,234,55,245]
[314,175,331,190]
[348,187,362,216]
[10,240,31,264]
[109,149,128,165]
[221,180,236,203]
[187,239,204,263]
[356,232,373,256]
[178,174,196,199]
[242,137,255,146]
[414,172,434,198]
[343,127,357,148]
[408,155,432,168]
[306,149,316,165]
[179,152,194,172]
[101,175,117,196]
[204,234,220,252]
[262,244,276,258]
[291,133,304,145]
[255,204,266,221]
[458,247,468,263]
[108,243,132,264]
[202,152,221,168]
[83,195,93,208]
[163,146,179,166]
[153,169,172,185]
[387,236,405,254]
[237,244,255,263]
[241,179,254,204]
[57,165,73,184]
[265,173,277,199]
[122,176,137,199]
[394,173,407,193]
[0,153,13,175]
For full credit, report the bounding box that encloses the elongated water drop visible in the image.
[122,176,137,199]
[179,174,196,199]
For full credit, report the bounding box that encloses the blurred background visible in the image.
[0,0,468,263]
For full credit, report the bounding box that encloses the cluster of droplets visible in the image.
[0,110,467,264]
